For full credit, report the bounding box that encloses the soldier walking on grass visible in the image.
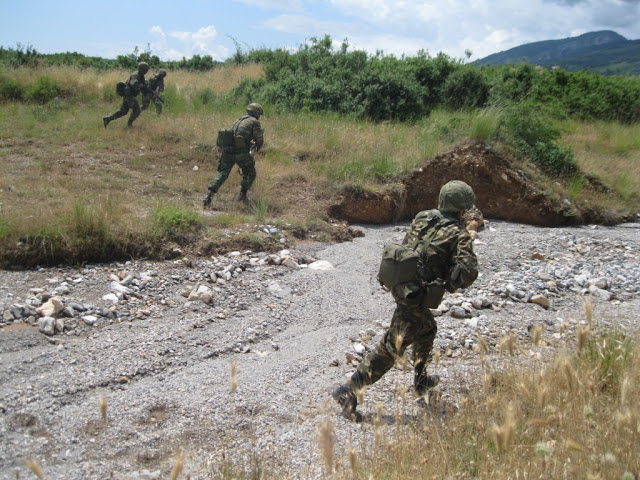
[203,103,264,206]
[332,180,479,421]
[103,62,152,128]
[141,69,167,115]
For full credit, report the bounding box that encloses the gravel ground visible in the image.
[1,219,639,479]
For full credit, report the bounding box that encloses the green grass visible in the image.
[0,64,638,267]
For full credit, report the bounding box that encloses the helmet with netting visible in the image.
[246,103,264,117]
[158,69,167,77]
[137,62,150,73]
[438,180,475,213]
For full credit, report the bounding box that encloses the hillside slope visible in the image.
[476,30,640,75]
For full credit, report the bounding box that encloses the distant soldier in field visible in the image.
[103,62,152,128]
[331,180,479,421]
[203,103,264,206]
[141,69,167,115]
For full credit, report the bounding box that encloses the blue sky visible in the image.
[1,0,639,62]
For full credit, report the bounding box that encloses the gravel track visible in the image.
[1,220,639,479]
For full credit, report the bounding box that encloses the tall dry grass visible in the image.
[323,304,639,480]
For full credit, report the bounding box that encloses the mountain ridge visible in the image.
[475,30,640,75]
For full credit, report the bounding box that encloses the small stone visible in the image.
[530,294,550,309]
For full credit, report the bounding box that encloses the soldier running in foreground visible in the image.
[332,180,479,421]
[203,103,264,206]
[103,62,153,128]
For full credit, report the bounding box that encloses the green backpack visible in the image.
[216,128,235,147]
[377,214,455,303]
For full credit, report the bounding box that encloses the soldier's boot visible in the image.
[203,190,215,208]
[415,363,440,410]
[331,371,364,422]
[238,189,249,204]
[103,116,110,128]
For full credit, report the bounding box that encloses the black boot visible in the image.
[238,189,249,204]
[103,116,110,128]
[203,190,214,208]
[414,361,440,397]
[331,371,365,421]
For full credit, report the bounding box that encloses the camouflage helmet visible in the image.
[137,62,150,73]
[158,69,167,77]
[246,103,264,117]
[438,180,475,213]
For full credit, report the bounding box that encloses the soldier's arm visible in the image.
[446,229,478,291]
[252,121,264,151]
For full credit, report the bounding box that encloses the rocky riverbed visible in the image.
[1,219,639,479]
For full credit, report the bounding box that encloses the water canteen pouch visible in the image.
[116,82,126,97]
[216,128,235,148]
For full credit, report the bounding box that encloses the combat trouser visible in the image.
[141,93,162,115]
[208,150,256,194]
[106,95,141,126]
[356,293,437,392]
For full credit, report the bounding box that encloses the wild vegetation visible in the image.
[2,41,639,479]
[318,312,640,480]
[0,38,639,268]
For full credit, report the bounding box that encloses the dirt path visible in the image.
[1,220,639,479]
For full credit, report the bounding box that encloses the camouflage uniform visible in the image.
[103,63,150,128]
[204,104,264,204]
[141,70,166,115]
[358,210,478,390]
[333,180,478,420]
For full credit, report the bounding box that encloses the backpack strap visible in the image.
[232,115,251,135]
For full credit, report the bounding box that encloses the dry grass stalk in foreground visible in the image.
[229,362,237,394]
[25,458,44,479]
[329,306,639,479]
[98,395,107,422]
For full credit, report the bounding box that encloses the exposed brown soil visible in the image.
[328,141,625,226]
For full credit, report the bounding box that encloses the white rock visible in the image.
[308,260,334,270]
[55,318,65,334]
[587,277,608,290]
[530,294,550,309]
[464,318,479,328]
[81,315,98,326]
[36,297,64,317]
[353,343,366,355]
[110,281,133,296]
[281,257,300,270]
[589,286,612,301]
[38,317,55,335]
[102,293,120,304]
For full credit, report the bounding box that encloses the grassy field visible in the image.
[1,65,639,268]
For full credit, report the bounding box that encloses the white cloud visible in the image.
[234,0,304,9]
[148,25,229,61]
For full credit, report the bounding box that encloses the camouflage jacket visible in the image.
[148,73,165,93]
[126,71,147,97]
[403,209,478,292]
[231,115,264,153]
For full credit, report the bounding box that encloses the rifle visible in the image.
[141,84,165,104]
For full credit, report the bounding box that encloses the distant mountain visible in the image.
[475,31,640,75]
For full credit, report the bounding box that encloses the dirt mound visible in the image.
[329,142,619,226]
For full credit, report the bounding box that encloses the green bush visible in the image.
[0,77,25,101]
[195,87,216,106]
[498,104,578,175]
[441,67,489,110]
[151,204,204,240]
[27,75,61,104]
